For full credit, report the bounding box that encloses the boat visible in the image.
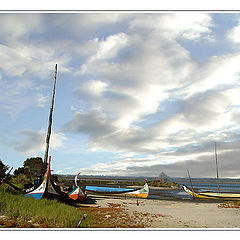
[1,65,86,202]
[183,143,240,200]
[183,184,240,200]
[46,178,86,202]
[85,180,149,198]
[24,157,51,199]
[46,167,86,202]
[68,186,86,201]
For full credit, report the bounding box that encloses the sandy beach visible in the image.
[80,194,240,228]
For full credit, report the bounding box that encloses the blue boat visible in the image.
[85,180,149,198]
[85,185,135,193]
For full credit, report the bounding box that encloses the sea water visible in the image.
[57,175,240,200]
[148,177,240,200]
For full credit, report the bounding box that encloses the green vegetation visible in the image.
[14,157,44,179]
[0,159,8,179]
[1,157,47,191]
[0,186,92,228]
[148,180,180,188]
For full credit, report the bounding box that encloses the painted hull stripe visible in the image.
[183,185,240,199]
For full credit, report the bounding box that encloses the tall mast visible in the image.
[43,64,57,165]
[187,168,195,199]
[214,142,220,193]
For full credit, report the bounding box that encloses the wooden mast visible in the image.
[43,64,57,166]
[187,168,195,199]
[215,142,220,193]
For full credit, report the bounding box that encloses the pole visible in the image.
[43,64,57,166]
[215,142,220,193]
[187,169,195,199]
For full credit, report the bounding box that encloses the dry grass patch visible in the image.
[218,201,240,208]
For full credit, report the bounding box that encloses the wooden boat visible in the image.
[46,169,86,202]
[24,157,51,199]
[124,182,149,198]
[183,184,240,200]
[2,65,86,202]
[85,180,149,198]
[183,143,240,200]
[68,186,86,201]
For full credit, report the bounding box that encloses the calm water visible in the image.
[58,175,240,201]
[149,177,240,200]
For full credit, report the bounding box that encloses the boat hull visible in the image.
[86,183,149,199]
[47,177,86,202]
[125,183,149,198]
[68,186,86,201]
[183,184,240,200]
[85,186,135,194]
[24,192,44,200]
[23,159,51,199]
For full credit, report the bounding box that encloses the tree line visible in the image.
[0,157,44,183]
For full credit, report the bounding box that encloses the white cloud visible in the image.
[0,27,72,118]
[51,13,132,37]
[226,21,240,43]
[0,14,45,42]
[129,13,213,41]
[75,30,197,129]
[0,44,27,76]
[2,13,240,177]
[76,80,108,98]
[181,53,240,98]
[36,93,48,108]
[7,129,66,155]
[89,33,129,61]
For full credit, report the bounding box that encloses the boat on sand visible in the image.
[85,180,149,198]
[183,184,240,200]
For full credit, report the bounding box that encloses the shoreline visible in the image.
[79,194,240,228]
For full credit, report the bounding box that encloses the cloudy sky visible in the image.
[1,12,240,178]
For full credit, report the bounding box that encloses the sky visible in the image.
[1,12,240,178]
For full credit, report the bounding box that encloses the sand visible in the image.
[83,194,240,228]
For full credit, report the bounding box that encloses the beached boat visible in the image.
[183,184,240,200]
[46,178,86,202]
[24,157,51,199]
[2,65,86,202]
[85,180,149,198]
[46,169,86,202]
[183,143,240,200]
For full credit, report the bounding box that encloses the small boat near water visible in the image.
[183,184,240,200]
[85,180,149,198]
[183,143,240,200]
[47,167,86,202]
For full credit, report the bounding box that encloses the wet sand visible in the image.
[83,194,240,228]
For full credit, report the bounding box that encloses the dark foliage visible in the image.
[14,157,44,179]
[0,160,9,179]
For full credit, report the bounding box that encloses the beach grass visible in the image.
[0,186,92,228]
